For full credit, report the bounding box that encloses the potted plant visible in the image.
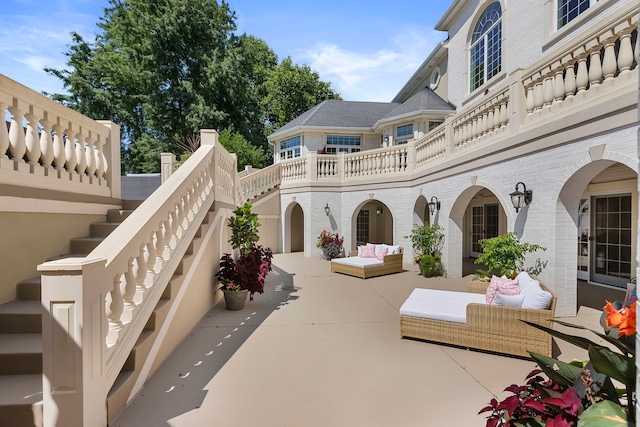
[474,232,546,280]
[316,230,344,260]
[405,223,445,277]
[215,203,273,310]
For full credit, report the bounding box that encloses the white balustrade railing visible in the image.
[281,157,308,181]
[344,145,410,178]
[38,130,234,426]
[240,162,281,202]
[522,12,638,120]
[317,154,339,179]
[452,86,510,152]
[0,74,120,198]
[415,123,446,168]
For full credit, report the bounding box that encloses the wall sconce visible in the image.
[510,182,532,213]
[324,203,331,216]
[376,206,383,216]
[428,196,440,215]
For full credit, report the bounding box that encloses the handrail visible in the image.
[240,162,281,202]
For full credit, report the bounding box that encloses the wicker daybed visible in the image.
[331,247,403,279]
[400,274,556,358]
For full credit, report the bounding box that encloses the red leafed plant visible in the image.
[216,246,273,298]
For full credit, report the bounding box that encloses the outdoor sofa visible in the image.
[399,271,556,358]
[331,244,403,279]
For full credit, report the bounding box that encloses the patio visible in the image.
[112,253,622,426]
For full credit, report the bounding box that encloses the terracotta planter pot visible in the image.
[223,289,248,310]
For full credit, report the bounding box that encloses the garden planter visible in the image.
[223,289,248,310]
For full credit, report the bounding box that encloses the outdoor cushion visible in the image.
[382,244,401,255]
[360,245,376,258]
[399,288,487,324]
[331,256,383,268]
[486,276,520,304]
[492,292,526,307]
[376,247,388,261]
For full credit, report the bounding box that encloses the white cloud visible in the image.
[294,27,444,102]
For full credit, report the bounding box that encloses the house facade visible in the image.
[266,0,639,319]
[0,0,638,425]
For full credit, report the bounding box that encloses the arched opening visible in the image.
[556,160,637,313]
[284,201,304,253]
[448,186,508,277]
[351,200,393,250]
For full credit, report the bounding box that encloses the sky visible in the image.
[0,0,452,102]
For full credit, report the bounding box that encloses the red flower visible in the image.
[603,300,636,337]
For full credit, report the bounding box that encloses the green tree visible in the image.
[218,129,267,171]
[46,1,340,173]
[262,57,341,135]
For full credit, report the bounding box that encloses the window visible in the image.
[396,124,413,144]
[356,210,370,245]
[557,0,594,29]
[279,136,301,160]
[428,120,444,131]
[470,2,502,92]
[326,135,361,154]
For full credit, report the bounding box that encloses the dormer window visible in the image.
[470,2,502,92]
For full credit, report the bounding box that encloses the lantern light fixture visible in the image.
[510,182,532,213]
[428,196,441,215]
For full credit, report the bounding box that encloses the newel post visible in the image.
[39,257,109,427]
[508,68,526,135]
[444,114,454,160]
[406,140,416,174]
[160,153,176,183]
[97,120,121,200]
[308,152,318,182]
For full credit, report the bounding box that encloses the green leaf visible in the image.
[522,321,603,351]
[578,400,628,426]
[551,320,635,356]
[528,352,583,388]
[588,346,636,386]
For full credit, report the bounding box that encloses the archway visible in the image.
[284,201,304,253]
[351,200,393,250]
[448,185,508,277]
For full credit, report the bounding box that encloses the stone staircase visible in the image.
[0,199,214,426]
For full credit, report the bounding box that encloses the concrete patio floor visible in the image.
[112,253,623,427]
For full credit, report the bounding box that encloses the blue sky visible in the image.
[0,0,451,102]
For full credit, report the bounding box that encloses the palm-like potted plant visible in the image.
[405,223,445,277]
[215,203,273,310]
[474,232,546,280]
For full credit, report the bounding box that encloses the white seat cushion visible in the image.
[399,288,487,323]
[331,257,383,268]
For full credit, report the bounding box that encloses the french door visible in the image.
[591,194,632,287]
[470,204,499,257]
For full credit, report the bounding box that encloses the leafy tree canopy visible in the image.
[46,0,340,173]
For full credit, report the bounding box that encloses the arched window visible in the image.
[470,2,502,92]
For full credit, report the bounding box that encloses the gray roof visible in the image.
[384,87,455,120]
[273,100,401,135]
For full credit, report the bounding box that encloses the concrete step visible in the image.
[0,374,43,427]
[90,222,120,238]
[107,209,134,223]
[0,334,42,375]
[16,277,41,301]
[69,236,105,254]
[0,301,41,334]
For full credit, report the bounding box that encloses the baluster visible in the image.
[0,101,8,158]
[39,117,54,169]
[163,217,173,257]
[533,80,544,111]
[542,75,554,107]
[52,123,65,170]
[500,102,508,129]
[8,106,26,162]
[481,111,489,136]
[121,259,137,323]
[94,139,105,179]
[588,49,602,88]
[617,32,633,74]
[85,136,96,178]
[146,233,157,280]
[155,224,165,268]
[133,244,147,302]
[564,63,577,98]
[492,104,500,132]
[525,85,535,115]
[600,39,616,81]
[64,129,77,173]
[575,57,589,93]
[24,113,40,165]
[75,133,87,175]
[171,207,180,240]
[106,274,124,346]
[553,67,565,104]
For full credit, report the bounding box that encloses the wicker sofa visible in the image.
[400,273,556,358]
[331,246,403,279]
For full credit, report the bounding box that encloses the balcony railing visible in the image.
[0,75,121,198]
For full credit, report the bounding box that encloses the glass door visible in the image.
[591,194,632,287]
[577,199,589,280]
[470,204,499,257]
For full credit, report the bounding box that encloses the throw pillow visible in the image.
[376,247,389,261]
[492,292,526,307]
[486,276,520,304]
[361,245,376,258]
[374,244,385,257]
[521,283,553,310]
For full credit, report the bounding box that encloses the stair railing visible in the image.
[38,129,234,427]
